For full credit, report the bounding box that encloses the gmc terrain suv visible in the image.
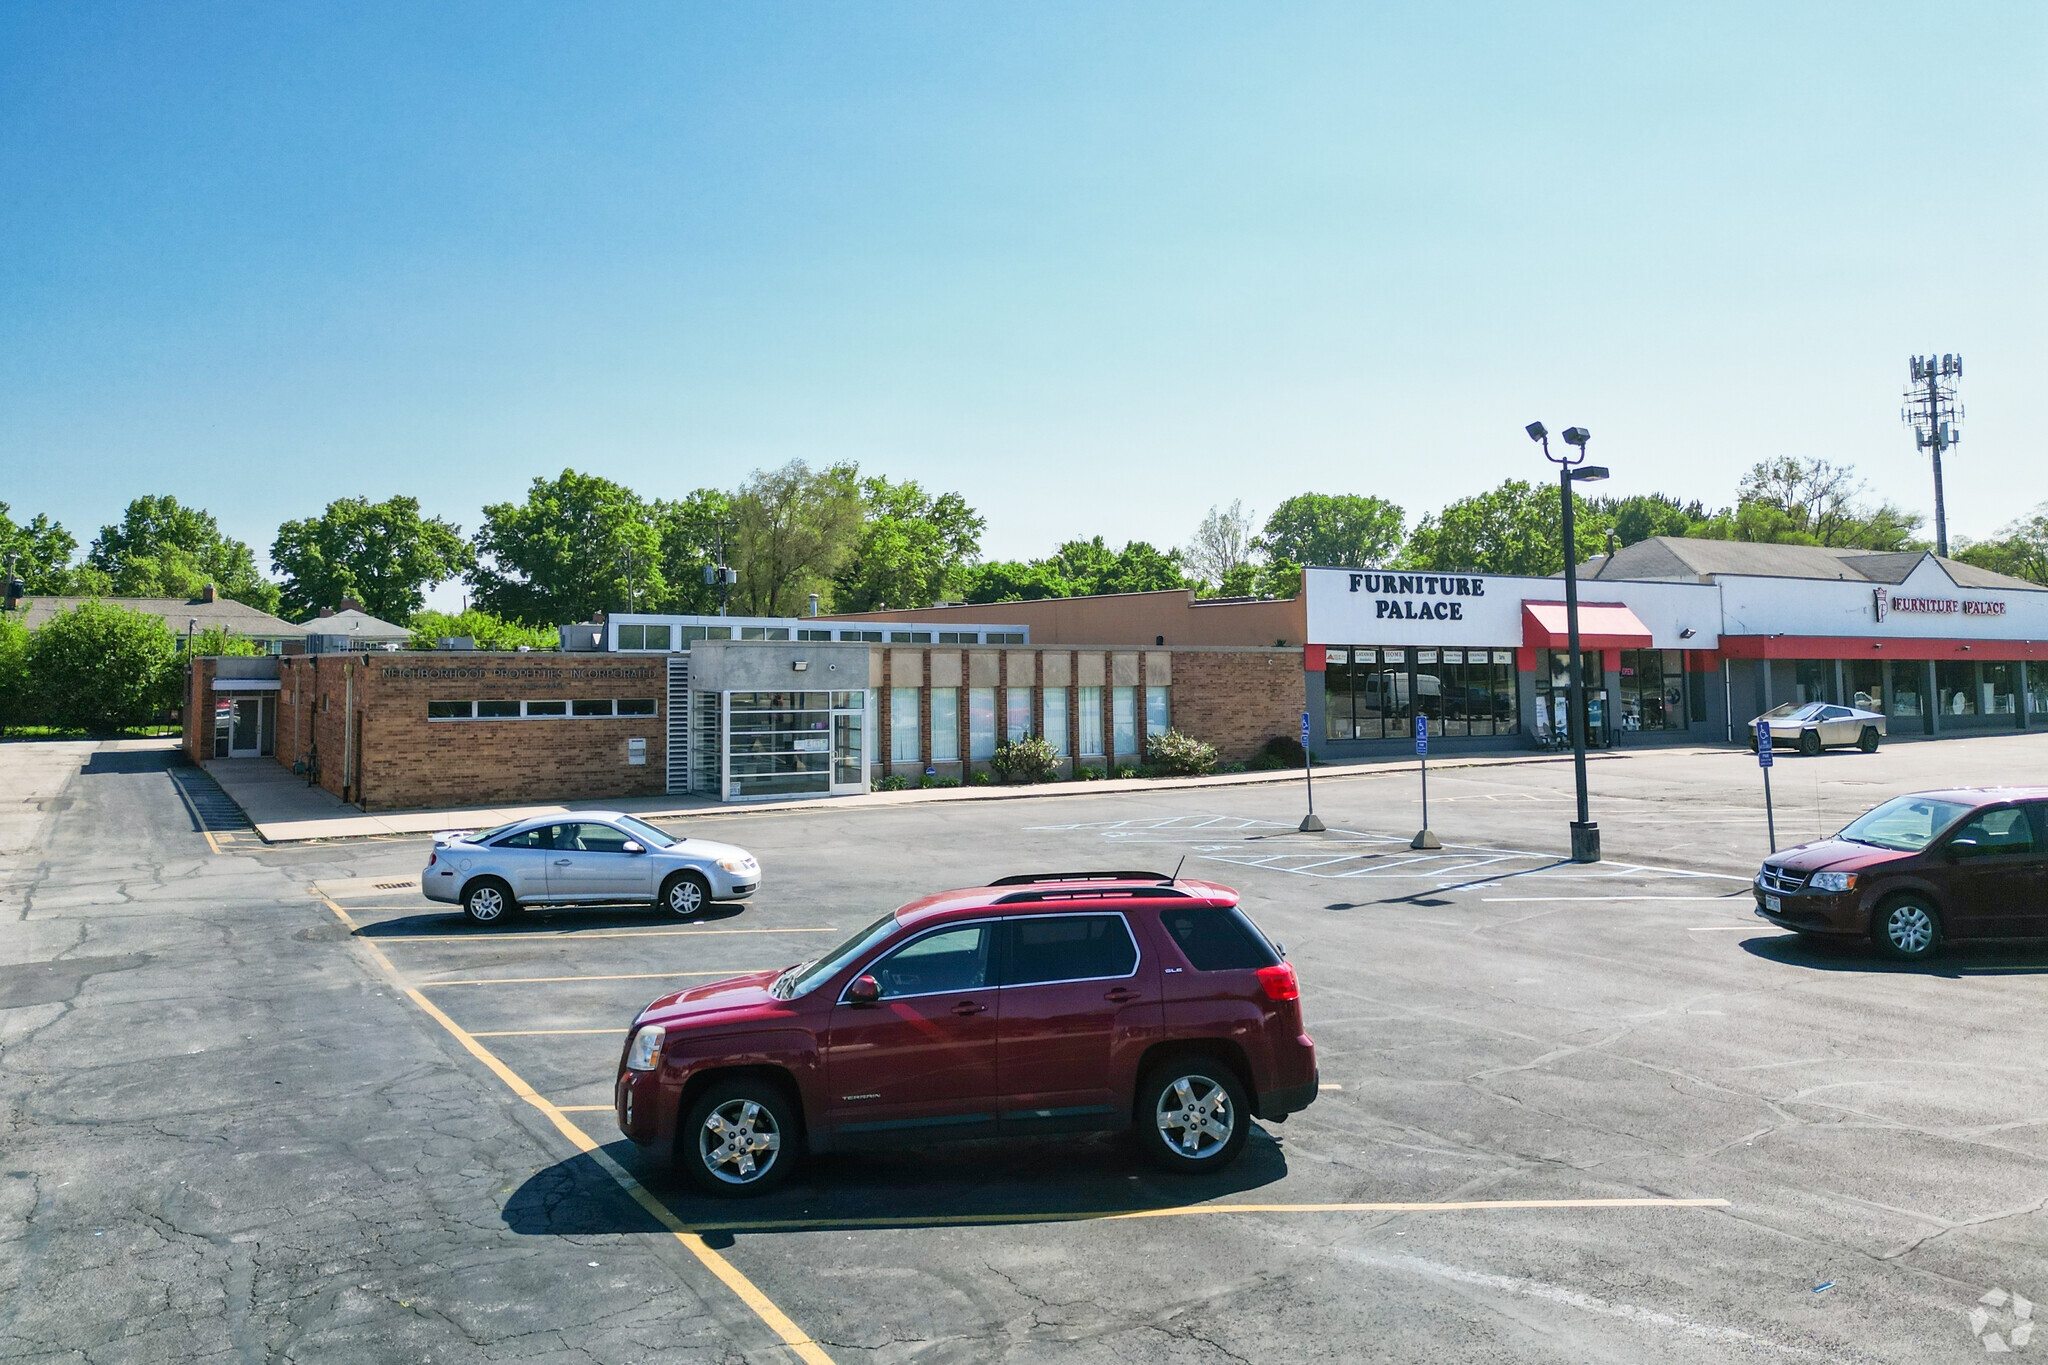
[615,872,1318,1195]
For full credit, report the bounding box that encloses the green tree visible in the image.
[1184,500,1258,588]
[1590,493,1707,547]
[469,470,664,626]
[24,602,179,732]
[961,537,1192,603]
[1955,503,2048,584]
[1712,457,1923,550]
[271,495,472,624]
[1400,479,1610,576]
[406,609,558,650]
[0,504,78,593]
[729,461,864,616]
[0,615,29,732]
[187,626,264,657]
[961,559,1074,604]
[1259,494,1405,568]
[87,495,280,612]
[832,476,986,612]
[650,489,734,615]
[1213,558,1303,599]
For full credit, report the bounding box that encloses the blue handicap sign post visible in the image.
[1755,719,1777,852]
[1298,711,1323,832]
[1415,714,1429,756]
[1411,714,1440,849]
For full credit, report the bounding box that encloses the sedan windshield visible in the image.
[771,911,899,999]
[1837,795,1975,852]
[612,815,679,849]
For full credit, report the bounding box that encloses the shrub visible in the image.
[875,774,909,792]
[1074,765,1104,781]
[991,735,1059,783]
[0,616,28,733]
[1219,761,1246,774]
[1244,752,1286,771]
[1146,728,1219,777]
[1111,765,1143,780]
[969,770,993,786]
[24,602,180,733]
[1261,734,1307,768]
[918,773,962,789]
[187,626,264,657]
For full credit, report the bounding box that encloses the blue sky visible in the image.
[2,3,2041,608]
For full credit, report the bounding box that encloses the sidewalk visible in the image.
[202,748,1648,844]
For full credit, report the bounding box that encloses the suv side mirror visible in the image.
[845,974,881,1006]
[622,840,645,855]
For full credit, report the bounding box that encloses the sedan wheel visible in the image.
[1138,1061,1250,1173]
[683,1080,796,1196]
[463,879,514,926]
[1875,898,1942,961]
[662,871,711,918]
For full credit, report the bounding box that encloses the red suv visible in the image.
[615,872,1318,1195]
[1755,787,2048,960]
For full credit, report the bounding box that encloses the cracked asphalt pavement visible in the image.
[7,733,2048,1361]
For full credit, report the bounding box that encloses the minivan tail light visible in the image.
[1256,963,1299,1002]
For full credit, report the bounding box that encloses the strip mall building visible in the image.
[187,537,2047,811]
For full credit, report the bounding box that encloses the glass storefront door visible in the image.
[228,697,269,757]
[831,690,868,794]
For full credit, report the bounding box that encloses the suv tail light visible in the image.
[1256,963,1299,1002]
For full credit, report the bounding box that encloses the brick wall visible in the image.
[1168,648,1307,761]
[276,654,667,812]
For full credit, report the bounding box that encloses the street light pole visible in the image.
[1528,422,1606,863]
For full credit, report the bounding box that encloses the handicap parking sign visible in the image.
[1415,714,1428,756]
[1755,719,1773,767]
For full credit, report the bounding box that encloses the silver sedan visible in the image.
[421,811,760,925]
[1750,702,1887,756]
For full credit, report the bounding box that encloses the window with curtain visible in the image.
[1043,688,1069,756]
[1006,687,1033,742]
[1112,686,1137,757]
[1145,686,1169,737]
[889,688,919,763]
[1077,686,1104,756]
[929,688,960,762]
[969,687,997,759]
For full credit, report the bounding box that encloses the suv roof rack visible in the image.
[992,886,1192,904]
[988,871,1172,886]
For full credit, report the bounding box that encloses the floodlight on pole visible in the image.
[1528,420,1602,864]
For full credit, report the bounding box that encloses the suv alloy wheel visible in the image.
[1137,1058,1250,1174]
[682,1077,798,1196]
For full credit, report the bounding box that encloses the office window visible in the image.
[617,624,644,650]
[990,632,1026,644]
[890,688,920,762]
[797,629,833,641]
[427,701,474,720]
[572,699,615,717]
[843,630,884,643]
[1078,686,1104,756]
[930,688,960,762]
[741,626,789,641]
[643,624,672,651]
[938,632,977,644]
[890,630,932,644]
[1043,688,1069,757]
[1145,686,1169,737]
[477,700,520,718]
[1006,687,1033,742]
[524,700,568,717]
[1112,687,1137,757]
[617,698,657,716]
[969,688,997,760]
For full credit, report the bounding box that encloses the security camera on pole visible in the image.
[1526,421,1608,864]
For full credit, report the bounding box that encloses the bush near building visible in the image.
[0,616,29,733]
[991,735,1059,783]
[1146,728,1219,776]
[21,602,180,733]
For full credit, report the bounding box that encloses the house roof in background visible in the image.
[301,608,409,638]
[1580,537,2042,592]
[9,595,304,635]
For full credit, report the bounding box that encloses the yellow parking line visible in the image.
[314,890,833,1365]
[686,1197,1732,1234]
[418,972,741,987]
[471,1028,622,1037]
[375,927,835,944]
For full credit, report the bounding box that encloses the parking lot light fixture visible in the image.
[1530,421,1603,864]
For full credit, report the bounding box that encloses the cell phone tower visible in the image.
[1901,353,1962,556]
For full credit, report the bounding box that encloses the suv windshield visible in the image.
[1837,795,1975,852]
[771,911,899,999]
[612,815,678,849]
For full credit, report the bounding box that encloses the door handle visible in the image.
[951,1001,986,1017]
[1104,987,1141,1002]
[553,859,572,865]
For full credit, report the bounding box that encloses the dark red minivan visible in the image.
[615,872,1318,1195]
[1755,787,2048,960]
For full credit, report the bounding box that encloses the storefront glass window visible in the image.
[1535,650,1602,746]
[726,691,832,798]
[1006,687,1033,742]
[2030,664,2048,718]
[1844,659,1884,713]
[1982,662,2018,715]
[1936,660,1978,716]
[1112,686,1137,757]
[929,688,960,762]
[889,688,919,763]
[1077,686,1104,756]
[1618,649,1685,731]
[1793,660,1836,705]
[1146,686,1169,738]
[1324,647,1519,741]
[1043,688,1069,757]
[1890,662,1923,717]
[969,687,997,760]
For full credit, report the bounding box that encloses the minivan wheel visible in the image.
[462,878,515,926]
[1137,1059,1250,1174]
[1858,727,1880,753]
[681,1078,796,1197]
[1874,896,1942,961]
[1799,729,1822,756]
[661,871,711,918]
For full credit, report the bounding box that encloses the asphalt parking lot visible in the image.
[8,733,2048,1362]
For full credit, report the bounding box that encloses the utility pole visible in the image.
[1902,354,1963,557]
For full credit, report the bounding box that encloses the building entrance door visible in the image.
[830,691,868,795]
[228,697,269,757]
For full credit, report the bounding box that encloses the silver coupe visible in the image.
[422,811,760,924]
[1749,702,1886,756]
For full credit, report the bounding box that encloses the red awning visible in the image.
[1522,601,1653,650]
